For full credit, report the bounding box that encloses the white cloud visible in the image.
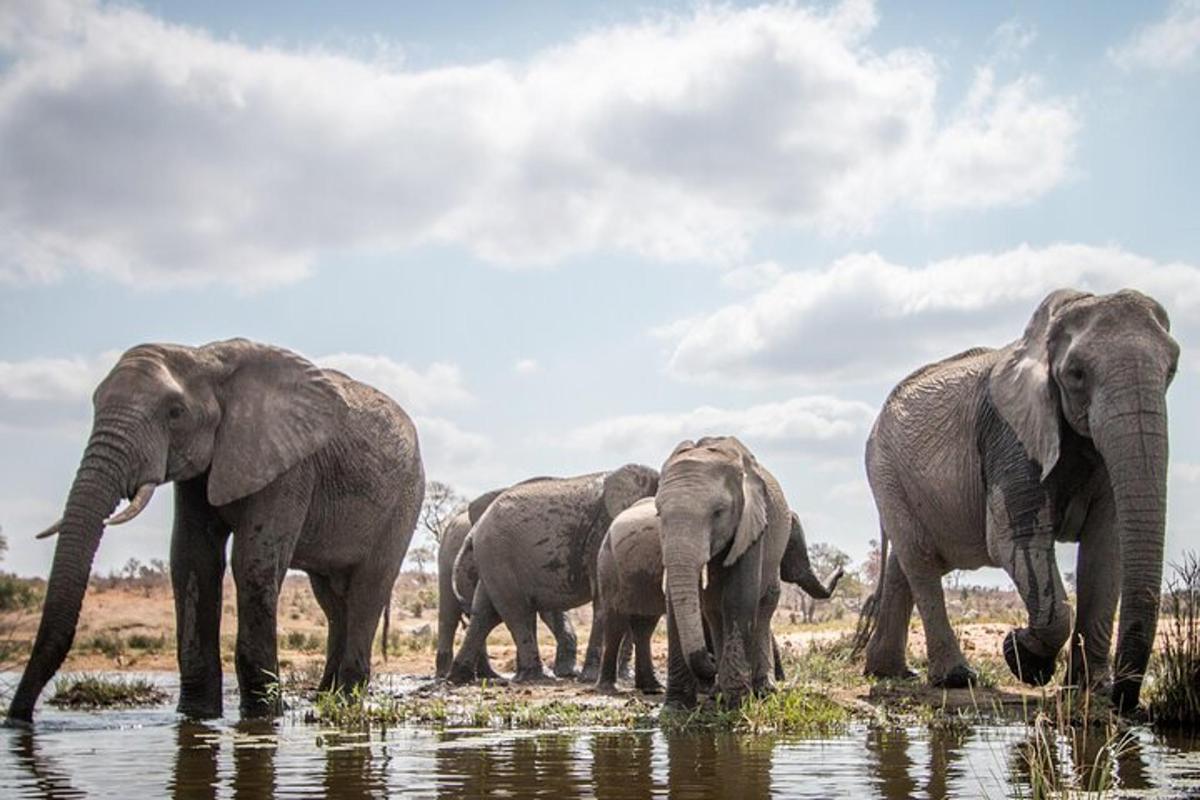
[0,0,1078,288]
[315,354,472,414]
[563,395,876,465]
[1110,0,1200,72]
[514,358,540,375]
[661,243,1200,385]
[0,351,117,401]
[1173,462,1200,483]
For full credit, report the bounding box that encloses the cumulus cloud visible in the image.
[1110,0,1200,72]
[563,395,875,465]
[315,354,472,414]
[661,243,1200,385]
[0,0,1077,288]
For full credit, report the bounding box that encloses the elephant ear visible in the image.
[468,488,506,526]
[603,464,660,520]
[452,533,479,608]
[725,456,768,567]
[204,339,348,507]
[988,289,1090,480]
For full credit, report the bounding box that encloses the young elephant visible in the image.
[861,289,1178,712]
[8,339,424,724]
[446,464,659,685]
[596,498,843,694]
[441,499,579,680]
[657,436,796,708]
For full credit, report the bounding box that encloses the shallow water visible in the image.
[2,674,1200,799]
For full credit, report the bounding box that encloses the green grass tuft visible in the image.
[48,675,169,709]
[660,687,849,735]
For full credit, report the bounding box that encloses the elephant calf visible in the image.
[596,497,842,694]
[861,289,1178,712]
[446,464,659,685]
[436,490,579,680]
[8,339,425,724]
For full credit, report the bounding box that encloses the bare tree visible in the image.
[419,480,466,545]
[800,542,851,623]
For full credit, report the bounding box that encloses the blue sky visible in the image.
[0,0,1198,584]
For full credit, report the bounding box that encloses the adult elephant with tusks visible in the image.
[658,436,796,708]
[436,484,581,680]
[446,464,658,685]
[6,339,424,725]
[859,289,1179,713]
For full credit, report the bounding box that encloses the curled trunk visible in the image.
[782,513,844,599]
[7,423,133,723]
[1094,390,1169,712]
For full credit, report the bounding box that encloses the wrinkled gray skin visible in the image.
[7,339,424,724]
[862,290,1177,712]
[435,493,578,680]
[446,464,659,684]
[596,498,842,694]
[658,436,793,708]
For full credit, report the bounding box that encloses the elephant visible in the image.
[657,436,798,708]
[435,489,580,680]
[860,289,1178,711]
[445,463,659,685]
[6,338,424,724]
[595,497,843,694]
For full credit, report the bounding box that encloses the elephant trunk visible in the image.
[782,513,843,599]
[7,419,135,722]
[1093,384,1169,713]
[663,518,716,682]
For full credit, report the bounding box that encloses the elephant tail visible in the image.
[851,530,888,656]
[382,598,391,662]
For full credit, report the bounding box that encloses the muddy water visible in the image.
[2,674,1200,799]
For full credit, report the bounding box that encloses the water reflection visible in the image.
[9,730,81,800]
[591,732,657,799]
[170,721,220,799]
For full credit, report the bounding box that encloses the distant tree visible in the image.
[419,481,466,545]
[408,544,436,581]
[862,539,883,586]
[0,524,7,561]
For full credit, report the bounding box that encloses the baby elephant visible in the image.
[595,497,843,694]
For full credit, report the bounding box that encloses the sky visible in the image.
[0,0,1198,586]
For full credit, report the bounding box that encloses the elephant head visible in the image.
[989,289,1179,710]
[782,512,843,599]
[8,338,347,723]
[657,436,768,683]
[602,464,660,522]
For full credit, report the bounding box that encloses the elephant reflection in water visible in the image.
[434,732,587,800]
[591,732,658,799]
[9,730,78,800]
[666,734,773,799]
[1007,727,1150,797]
[865,726,972,800]
[170,720,278,800]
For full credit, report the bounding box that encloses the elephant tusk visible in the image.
[106,483,157,526]
[701,565,709,591]
[34,518,64,540]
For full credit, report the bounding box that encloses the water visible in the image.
[3,674,1200,799]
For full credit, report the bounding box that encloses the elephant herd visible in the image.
[5,288,1180,725]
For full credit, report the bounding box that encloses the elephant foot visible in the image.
[752,680,777,698]
[476,665,504,681]
[1003,632,1057,687]
[578,664,600,684]
[553,664,578,679]
[593,680,619,696]
[446,663,479,686]
[663,693,697,712]
[1111,678,1145,717]
[512,668,556,685]
[931,664,978,689]
[636,675,664,694]
[2,716,32,730]
[865,665,919,682]
[177,700,223,720]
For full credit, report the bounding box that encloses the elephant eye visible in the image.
[167,404,186,421]
[1064,366,1086,386]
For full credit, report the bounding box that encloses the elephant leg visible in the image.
[772,636,785,683]
[631,615,663,694]
[665,600,698,709]
[505,606,552,683]
[617,629,634,682]
[752,583,781,694]
[906,567,974,688]
[539,609,578,678]
[1068,485,1118,689]
[864,551,916,679]
[995,538,1070,687]
[596,609,629,693]
[448,586,504,685]
[473,648,503,681]
[339,551,403,694]
[579,601,607,683]
[717,549,763,705]
[308,572,347,692]
[435,596,462,681]
[170,476,230,719]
